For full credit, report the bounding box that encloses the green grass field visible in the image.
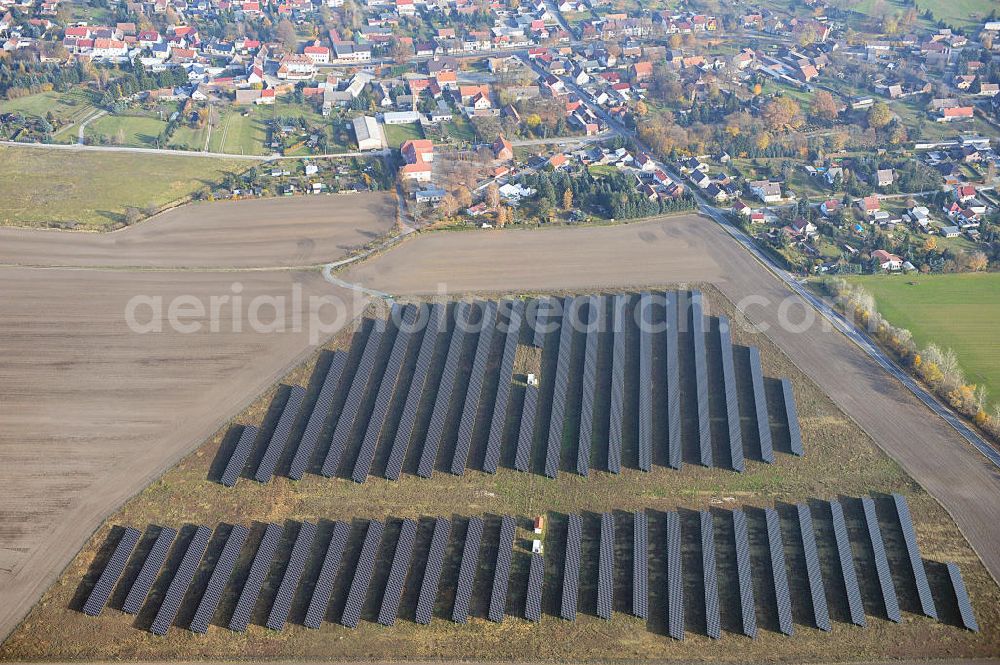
[209,107,270,155]
[0,89,99,139]
[0,145,253,228]
[846,0,994,30]
[384,122,425,148]
[85,113,169,148]
[849,273,1000,409]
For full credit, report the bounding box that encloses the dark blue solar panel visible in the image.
[289,352,347,480]
[341,520,384,628]
[701,511,720,639]
[765,508,793,636]
[303,521,350,629]
[577,295,600,476]
[220,425,258,488]
[452,517,483,624]
[266,521,317,631]
[748,348,774,463]
[665,291,681,470]
[892,493,937,619]
[828,501,865,627]
[862,497,900,623]
[797,504,830,631]
[608,294,627,474]
[415,517,451,625]
[514,385,538,473]
[946,562,979,632]
[229,523,282,632]
[732,510,757,638]
[525,553,544,622]
[638,292,653,472]
[665,511,683,640]
[781,378,803,456]
[531,297,554,348]
[633,511,648,619]
[378,519,417,626]
[489,515,516,623]
[691,291,712,467]
[189,524,249,634]
[560,514,581,621]
[83,526,142,617]
[151,525,212,636]
[597,512,614,620]
[452,302,498,475]
[484,301,523,474]
[718,317,744,472]
[122,526,178,615]
[544,296,576,479]
[255,385,306,483]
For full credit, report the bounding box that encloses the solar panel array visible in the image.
[488,515,516,623]
[304,521,350,629]
[577,295,600,476]
[665,511,684,640]
[323,326,386,477]
[829,500,866,627]
[255,385,306,483]
[514,385,538,472]
[597,512,614,620]
[946,562,979,632]
[861,497,901,622]
[781,379,804,456]
[453,301,498,475]
[220,425,259,488]
[83,526,142,617]
[150,525,212,636]
[267,521,317,631]
[765,508,793,636]
[701,511,721,639]
[229,523,282,632]
[608,294,627,474]
[525,553,544,622]
[484,301,523,474]
[632,511,648,619]
[718,317,744,472]
[386,303,443,480]
[190,524,249,634]
[561,514,582,621]
[354,305,419,483]
[415,517,451,625]
[796,504,831,631]
[637,293,653,472]
[544,296,576,479]
[732,510,757,638]
[452,516,483,624]
[289,352,347,480]
[748,347,774,463]
[892,493,937,619]
[531,297,553,348]
[691,291,712,466]
[342,520,384,628]
[122,526,177,615]
[378,519,417,626]
[665,291,682,470]
[419,302,471,478]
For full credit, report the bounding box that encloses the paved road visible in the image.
[75,109,105,144]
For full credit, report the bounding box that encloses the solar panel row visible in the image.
[289,352,348,480]
[861,497,901,623]
[342,520,384,628]
[561,514,582,621]
[419,303,471,478]
[946,562,979,632]
[597,512,614,620]
[608,294,627,474]
[732,510,757,638]
[632,511,648,619]
[220,425,259,488]
[781,379,803,456]
[323,326,385,477]
[229,523,283,632]
[665,511,683,641]
[691,291,712,467]
[701,511,721,639]
[531,297,553,348]
[748,348,774,464]
[525,553,544,622]
[415,517,451,625]
[489,515,516,623]
[453,301,498,475]
[386,303,443,481]
[83,526,142,617]
[544,296,576,479]
[514,385,538,473]
[637,293,653,473]
[378,519,417,626]
[796,504,830,631]
[255,385,306,483]
[665,291,682,470]
[122,526,178,615]
[765,508,793,636]
[267,521,317,631]
[354,305,420,484]
[718,317,744,472]
[829,500,866,627]
[452,517,483,624]
[892,493,937,619]
[303,521,350,629]
[577,295,600,477]
[190,524,249,634]
[484,301,524,474]
[151,525,212,636]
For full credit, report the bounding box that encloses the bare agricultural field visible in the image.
[0,192,397,269]
[1,286,997,662]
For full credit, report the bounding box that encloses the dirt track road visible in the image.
[0,193,396,269]
[343,215,1000,583]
